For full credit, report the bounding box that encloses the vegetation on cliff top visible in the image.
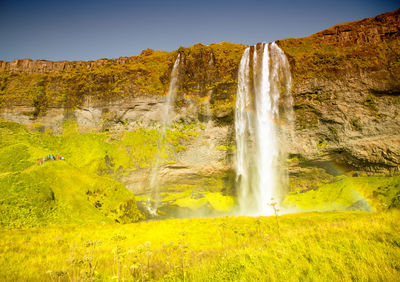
[278,9,400,87]
[0,42,246,119]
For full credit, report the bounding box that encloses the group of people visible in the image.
[352,171,374,177]
[38,154,65,165]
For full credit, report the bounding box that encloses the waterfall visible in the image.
[235,42,292,216]
[164,53,182,124]
[147,53,182,216]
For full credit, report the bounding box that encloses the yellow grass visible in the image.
[1,210,399,281]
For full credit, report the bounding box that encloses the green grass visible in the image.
[159,191,235,212]
[0,119,148,227]
[283,175,400,212]
[0,211,399,281]
[138,173,400,219]
[0,159,143,228]
[170,191,235,212]
[136,190,236,219]
[289,167,335,193]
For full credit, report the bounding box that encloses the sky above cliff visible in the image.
[0,0,398,61]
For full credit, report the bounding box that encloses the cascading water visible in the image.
[147,53,182,215]
[235,42,292,216]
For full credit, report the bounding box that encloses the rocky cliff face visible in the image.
[278,8,400,174]
[0,9,399,195]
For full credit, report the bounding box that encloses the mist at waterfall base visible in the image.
[235,42,293,216]
[146,43,293,218]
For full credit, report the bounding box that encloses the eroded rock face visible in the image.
[279,9,400,173]
[120,120,234,194]
[286,73,400,170]
[0,57,135,74]
[0,96,165,133]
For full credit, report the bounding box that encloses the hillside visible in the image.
[0,119,143,227]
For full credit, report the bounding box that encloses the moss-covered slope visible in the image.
[0,119,146,227]
[283,175,400,212]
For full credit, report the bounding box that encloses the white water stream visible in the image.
[235,42,292,215]
[147,54,182,215]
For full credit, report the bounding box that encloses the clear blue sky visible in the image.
[0,0,398,61]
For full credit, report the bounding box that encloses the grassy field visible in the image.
[0,210,399,281]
